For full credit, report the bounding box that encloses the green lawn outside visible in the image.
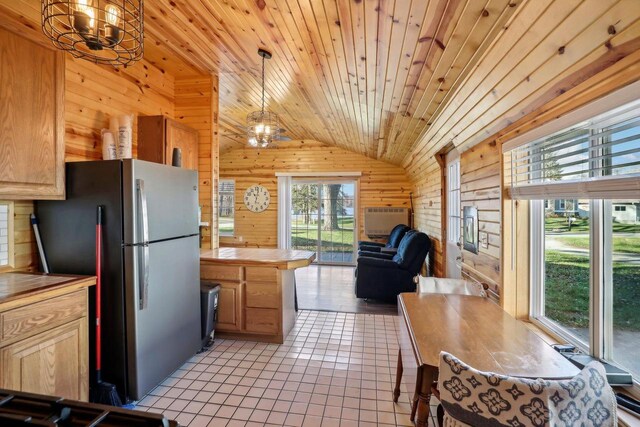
[545,217,640,233]
[545,250,640,331]
[219,217,234,235]
[557,235,640,254]
[291,217,354,251]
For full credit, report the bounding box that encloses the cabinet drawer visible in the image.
[246,267,278,283]
[200,264,243,282]
[245,308,279,334]
[1,290,87,343]
[245,282,279,309]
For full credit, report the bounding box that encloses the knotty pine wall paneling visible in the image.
[407,0,640,304]
[459,140,501,298]
[219,141,411,248]
[175,75,220,249]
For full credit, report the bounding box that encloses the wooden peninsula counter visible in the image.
[200,248,315,343]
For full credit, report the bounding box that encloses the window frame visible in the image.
[0,201,14,271]
[218,179,235,237]
[528,114,640,387]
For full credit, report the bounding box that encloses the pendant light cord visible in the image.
[261,54,265,115]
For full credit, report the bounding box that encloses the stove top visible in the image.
[0,389,178,427]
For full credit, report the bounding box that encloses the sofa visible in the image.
[354,231,431,300]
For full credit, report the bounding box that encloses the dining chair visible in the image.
[437,351,617,427]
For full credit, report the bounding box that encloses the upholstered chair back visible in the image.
[393,231,431,274]
[387,224,411,248]
[438,351,617,427]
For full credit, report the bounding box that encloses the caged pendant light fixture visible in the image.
[42,0,143,66]
[247,48,280,148]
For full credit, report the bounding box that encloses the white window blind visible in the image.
[505,96,640,200]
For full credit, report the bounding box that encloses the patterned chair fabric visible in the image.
[438,351,617,427]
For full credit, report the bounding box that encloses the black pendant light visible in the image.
[247,48,280,148]
[42,0,143,66]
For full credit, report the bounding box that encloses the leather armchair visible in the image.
[358,229,416,258]
[355,231,431,300]
[358,224,410,253]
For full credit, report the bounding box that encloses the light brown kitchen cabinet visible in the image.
[138,116,199,170]
[0,273,95,401]
[1,318,87,399]
[0,26,65,199]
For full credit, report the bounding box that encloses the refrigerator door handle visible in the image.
[137,179,150,310]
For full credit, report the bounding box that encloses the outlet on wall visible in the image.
[479,231,488,249]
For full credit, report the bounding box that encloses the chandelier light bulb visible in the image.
[105,4,121,26]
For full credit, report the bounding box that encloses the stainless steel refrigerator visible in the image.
[37,159,201,403]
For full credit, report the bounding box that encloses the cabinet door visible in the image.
[216,282,243,332]
[166,120,198,170]
[0,318,88,401]
[0,27,65,199]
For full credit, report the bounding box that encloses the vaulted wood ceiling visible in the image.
[142,0,522,163]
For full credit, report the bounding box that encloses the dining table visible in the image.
[394,292,580,426]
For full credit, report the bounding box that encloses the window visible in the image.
[218,180,235,237]
[0,202,12,268]
[504,87,640,387]
[447,158,461,245]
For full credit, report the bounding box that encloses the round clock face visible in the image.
[244,185,270,213]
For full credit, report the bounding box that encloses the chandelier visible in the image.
[247,49,280,148]
[42,0,144,66]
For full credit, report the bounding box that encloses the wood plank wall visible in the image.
[460,141,501,297]
[219,141,411,248]
[406,0,640,302]
[175,75,220,249]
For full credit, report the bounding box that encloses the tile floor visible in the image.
[296,266,398,315]
[135,311,438,426]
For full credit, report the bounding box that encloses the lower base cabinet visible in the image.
[201,264,290,342]
[0,277,92,401]
[1,318,88,400]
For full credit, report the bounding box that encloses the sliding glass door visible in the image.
[290,180,357,265]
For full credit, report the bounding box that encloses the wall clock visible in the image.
[244,184,270,213]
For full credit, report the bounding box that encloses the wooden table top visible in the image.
[0,272,96,305]
[399,293,580,379]
[200,247,316,270]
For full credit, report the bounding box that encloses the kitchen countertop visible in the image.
[200,247,316,270]
[0,272,96,305]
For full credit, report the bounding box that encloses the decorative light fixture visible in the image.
[247,48,280,148]
[42,0,143,66]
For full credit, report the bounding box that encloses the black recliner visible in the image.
[354,231,431,300]
[358,224,410,253]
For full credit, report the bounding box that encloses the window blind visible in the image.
[505,97,640,200]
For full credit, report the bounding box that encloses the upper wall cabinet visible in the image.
[138,116,199,171]
[0,26,65,200]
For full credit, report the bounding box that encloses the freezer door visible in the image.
[124,235,201,400]
[123,159,199,244]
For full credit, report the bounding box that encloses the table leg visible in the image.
[393,349,403,402]
[294,275,298,312]
[415,366,438,427]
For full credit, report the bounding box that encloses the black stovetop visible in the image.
[0,389,179,427]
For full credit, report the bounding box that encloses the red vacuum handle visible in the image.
[95,206,103,372]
